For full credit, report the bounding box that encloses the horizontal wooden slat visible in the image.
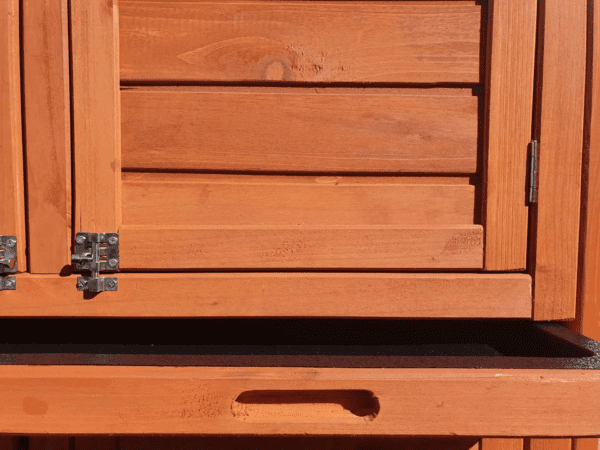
[123,175,476,226]
[119,1,482,83]
[1,366,599,435]
[1,273,531,318]
[119,225,483,269]
[121,89,479,173]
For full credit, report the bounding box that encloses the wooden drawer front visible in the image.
[0,322,599,435]
[119,1,482,83]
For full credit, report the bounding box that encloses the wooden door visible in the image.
[62,0,539,317]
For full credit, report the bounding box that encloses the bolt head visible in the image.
[6,238,16,247]
[107,279,117,289]
[77,279,87,289]
[108,236,118,245]
[76,235,86,244]
[108,258,118,267]
[6,279,15,288]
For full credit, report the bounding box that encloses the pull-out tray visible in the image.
[0,319,599,436]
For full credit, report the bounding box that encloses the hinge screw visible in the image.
[6,279,15,289]
[76,235,86,244]
[106,279,117,289]
[77,279,87,289]
[6,238,16,247]
[108,258,118,268]
[108,236,118,245]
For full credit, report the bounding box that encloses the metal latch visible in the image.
[71,232,119,293]
[0,235,17,291]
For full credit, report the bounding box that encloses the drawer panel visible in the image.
[119,1,482,83]
[0,321,598,435]
[120,88,479,173]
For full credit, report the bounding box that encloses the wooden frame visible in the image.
[0,0,26,271]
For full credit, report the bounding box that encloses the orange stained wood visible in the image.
[1,366,599,435]
[119,1,482,83]
[0,273,532,318]
[532,0,587,320]
[22,0,72,274]
[481,439,523,450]
[119,225,484,269]
[71,0,121,233]
[122,174,476,226]
[529,439,572,450]
[483,0,538,271]
[0,0,27,270]
[121,88,479,173]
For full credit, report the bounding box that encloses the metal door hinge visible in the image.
[71,232,119,293]
[0,235,17,291]
[529,140,538,204]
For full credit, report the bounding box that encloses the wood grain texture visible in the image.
[119,1,482,83]
[483,0,537,271]
[71,0,121,233]
[532,0,587,320]
[120,437,481,450]
[0,0,27,270]
[123,175,476,226]
[0,366,599,435]
[121,88,479,173]
[119,225,484,269]
[481,439,523,450]
[529,439,571,450]
[0,273,532,318]
[22,0,72,273]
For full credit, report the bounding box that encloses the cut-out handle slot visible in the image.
[232,390,379,423]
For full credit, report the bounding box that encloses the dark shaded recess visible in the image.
[0,319,598,369]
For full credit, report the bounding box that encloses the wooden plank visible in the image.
[0,273,532,318]
[71,0,121,233]
[529,439,571,450]
[123,175,476,226]
[572,440,599,450]
[119,1,482,84]
[119,437,481,450]
[119,225,484,269]
[481,439,523,450]
[0,366,599,435]
[22,0,72,273]
[532,0,587,319]
[29,437,70,450]
[121,88,479,173]
[483,0,537,271]
[0,0,27,270]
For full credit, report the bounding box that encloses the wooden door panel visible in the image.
[119,1,482,83]
[122,174,476,226]
[121,88,479,173]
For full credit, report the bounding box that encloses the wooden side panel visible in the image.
[0,366,599,435]
[123,175,476,226]
[0,0,27,270]
[481,439,523,450]
[121,88,479,173]
[22,0,72,273]
[532,0,587,320]
[119,1,482,83]
[529,439,571,450]
[71,0,121,233]
[483,0,537,271]
[0,273,532,318]
[119,225,484,269]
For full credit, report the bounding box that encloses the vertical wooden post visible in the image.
[22,0,72,273]
[532,0,587,320]
[71,0,121,233]
[483,0,537,271]
[482,439,524,450]
[0,0,27,270]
